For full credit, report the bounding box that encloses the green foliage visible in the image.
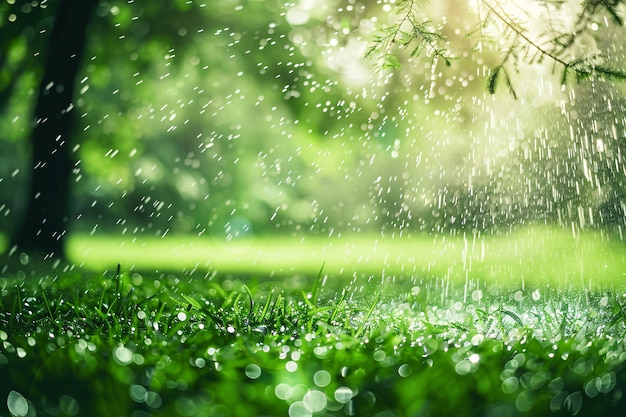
[365,0,451,70]
[583,0,625,25]
[571,63,626,82]
[369,0,626,95]
[487,65,517,99]
[0,0,386,239]
[2,0,625,242]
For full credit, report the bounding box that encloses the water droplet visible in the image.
[600,296,609,307]
[313,370,331,387]
[275,383,291,400]
[59,395,79,416]
[286,360,298,372]
[288,401,310,417]
[563,392,583,415]
[398,363,412,377]
[584,378,600,398]
[599,372,617,393]
[515,389,535,412]
[113,345,133,365]
[303,390,327,413]
[174,397,197,416]
[502,377,519,394]
[7,391,29,417]
[334,386,353,404]
[245,364,262,379]
[454,359,472,375]
[423,338,438,355]
[145,391,162,409]
[129,385,147,403]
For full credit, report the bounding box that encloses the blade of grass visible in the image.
[98,284,108,312]
[501,308,524,327]
[115,263,121,301]
[134,285,166,307]
[42,291,55,322]
[354,292,381,339]
[153,301,167,327]
[15,285,23,316]
[258,287,275,323]
[233,292,245,328]
[180,293,203,310]
[329,288,348,323]
[303,262,325,308]
[222,291,239,310]
[242,284,255,318]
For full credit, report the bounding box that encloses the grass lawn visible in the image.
[2,226,626,416]
[67,226,626,288]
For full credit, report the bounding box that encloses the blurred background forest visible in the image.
[1,0,626,252]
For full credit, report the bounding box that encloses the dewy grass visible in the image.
[1,264,626,417]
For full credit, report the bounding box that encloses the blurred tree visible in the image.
[3,0,626,262]
[1,0,207,260]
[9,0,98,260]
[1,0,378,260]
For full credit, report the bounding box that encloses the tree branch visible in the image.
[480,0,571,68]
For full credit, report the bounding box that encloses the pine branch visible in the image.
[480,0,570,68]
[367,0,626,95]
[574,64,626,82]
[583,0,625,25]
[481,0,626,93]
[487,66,500,94]
[365,0,451,69]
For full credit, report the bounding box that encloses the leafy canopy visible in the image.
[367,0,626,95]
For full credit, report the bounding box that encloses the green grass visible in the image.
[65,226,626,288]
[2,227,626,416]
[1,261,626,417]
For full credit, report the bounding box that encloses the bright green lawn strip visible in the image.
[66,226,626,288]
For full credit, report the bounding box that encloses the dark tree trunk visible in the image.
[10,0,98,260]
